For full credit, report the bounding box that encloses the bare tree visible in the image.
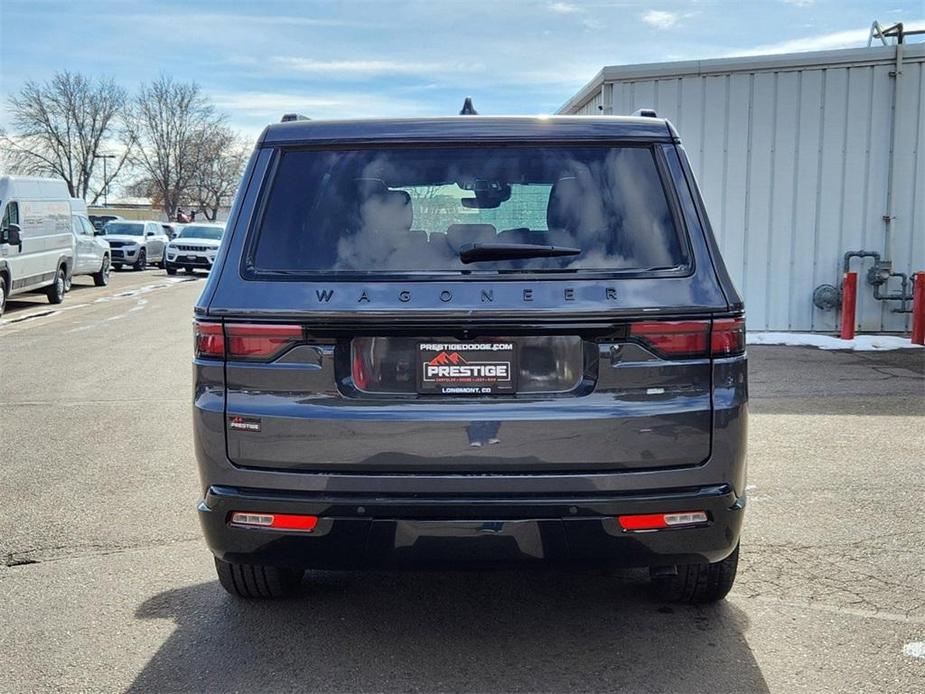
[407,185,457,232]
[127,76,225,220]
[0,71,131,201]
[123,176,165,210]
[189,128,249,221]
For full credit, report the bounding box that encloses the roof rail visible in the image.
[631,108,658,118]
[281,113,310,123]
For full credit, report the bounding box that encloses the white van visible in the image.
[0,176,76,317]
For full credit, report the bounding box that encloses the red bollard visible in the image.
[912,272,925,346]
[840,272,858,340]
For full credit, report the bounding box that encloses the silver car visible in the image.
[101,220,169,271]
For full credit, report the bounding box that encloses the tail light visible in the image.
[629,320,710,358]
[225,323,303,361]
[629,318,745,359]
[618,511,708,531]
[711,318,746,356]
[194,321,224,358]
[193,320,303,361]
[230,512,318,532]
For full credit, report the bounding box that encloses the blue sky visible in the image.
[1,0,922,139]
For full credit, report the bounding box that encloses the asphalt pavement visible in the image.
[1,270,923,693]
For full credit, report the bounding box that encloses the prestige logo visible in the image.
[423,351,511,381]
[428,351,467,366]
[228,415,261,432]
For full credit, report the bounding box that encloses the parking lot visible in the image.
[0,270,923,693]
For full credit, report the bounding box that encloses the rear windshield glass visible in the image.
[104,222,144,236]
[250,145,687,275]
[179,225,223,240]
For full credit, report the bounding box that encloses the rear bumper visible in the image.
[197,484,745,570]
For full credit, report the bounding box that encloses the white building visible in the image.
[558,44,925,333]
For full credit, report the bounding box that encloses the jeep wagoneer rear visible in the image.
[193,116,747,602]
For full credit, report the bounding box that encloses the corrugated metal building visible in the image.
[558,45,925,333]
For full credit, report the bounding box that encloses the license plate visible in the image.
[417,341,517,395]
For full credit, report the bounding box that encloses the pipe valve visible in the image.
[867,261,894,286]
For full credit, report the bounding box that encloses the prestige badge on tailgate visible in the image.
[417,342,517,395]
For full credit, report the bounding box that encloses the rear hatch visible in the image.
[204,139,739,473]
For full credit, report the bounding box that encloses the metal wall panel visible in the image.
[573,91,602,115]
[560,46,925,332]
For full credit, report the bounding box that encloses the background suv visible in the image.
[165,223,224,274]
[193,116,747,604]
[102,220,168,271]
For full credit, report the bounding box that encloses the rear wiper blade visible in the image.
[458,242,581,264]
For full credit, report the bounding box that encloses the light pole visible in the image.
[94,154,116,206]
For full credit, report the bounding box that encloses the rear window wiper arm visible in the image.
[458,242,581,264]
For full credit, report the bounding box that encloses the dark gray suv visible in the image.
[193,115,747,603]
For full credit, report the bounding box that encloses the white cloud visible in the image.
[513,63,607,87]
[733,20,925,56]
[207,89,436,127]
[581,16,605,30]
[548,2,580,14]
[780,0,815,7]
[123,11,366,28]
[269,57,480,78]
[260,55,592,87]
[641,10,681,29]
[210,91,347,115]
[737,28,869,55]
[547,2,604,30]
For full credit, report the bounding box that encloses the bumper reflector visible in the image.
[230,512,319,532]
[618,511,708,531]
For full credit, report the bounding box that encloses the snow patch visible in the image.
[92,278,194,303]
[94,284,167,302]
[903,642,925,659]
[747,332,924,351]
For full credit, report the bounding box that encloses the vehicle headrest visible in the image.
[546,175,605,234]
[359,187,413,233]
[546,177,578,231]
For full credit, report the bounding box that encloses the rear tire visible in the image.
[0,274,7,318]
[113,263,122,271]
[93,256,111,286]
[651,544,739,604]
[214,557,303,599]
[46,266,66,304]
